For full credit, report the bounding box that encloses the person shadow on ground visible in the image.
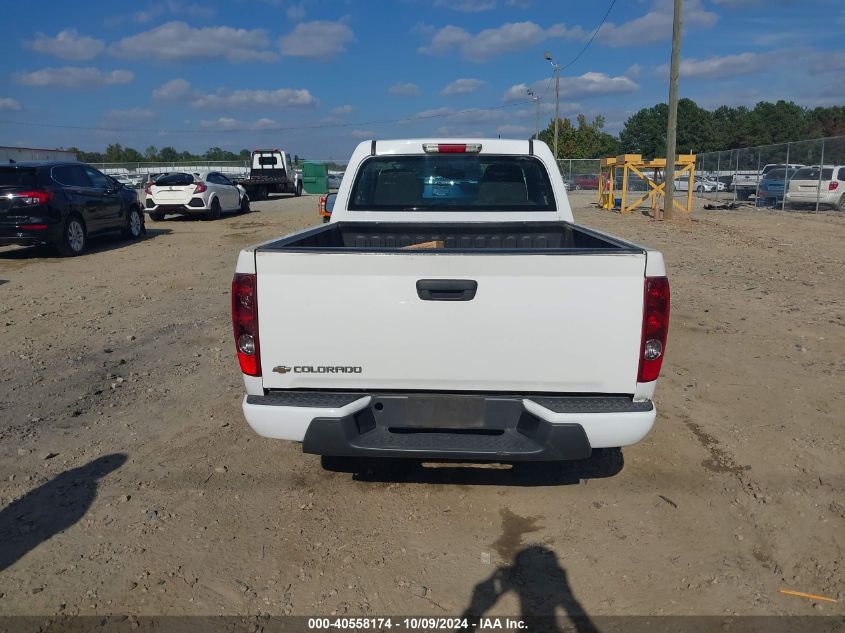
[0,453,127,573]
[462,545,601,633]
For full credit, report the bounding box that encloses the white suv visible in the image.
[786,165,845,210]
[145,171,249,221]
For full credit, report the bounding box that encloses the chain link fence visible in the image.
[89,160,250,178]
[696,135,845,211]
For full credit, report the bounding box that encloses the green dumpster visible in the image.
[302,162,328,194]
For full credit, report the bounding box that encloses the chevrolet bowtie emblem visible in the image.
[272,366,292,374]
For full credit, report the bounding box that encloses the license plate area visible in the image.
[369,394,521,430]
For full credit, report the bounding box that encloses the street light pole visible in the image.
[544,52,561,161]
[526,89,540,140]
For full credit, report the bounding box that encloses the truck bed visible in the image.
[258,221,643,254]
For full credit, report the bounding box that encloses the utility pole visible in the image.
[544,52,561,161]
[527,89,540,139]
[663,0,683,220]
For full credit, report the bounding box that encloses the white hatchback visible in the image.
[145,171,249,220]
[786,165,845,210]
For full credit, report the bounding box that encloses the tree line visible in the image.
[536,99,845,160]
[67,144,295,164]
[67,99,845,164]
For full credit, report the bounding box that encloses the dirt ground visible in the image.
[0,190,842,622]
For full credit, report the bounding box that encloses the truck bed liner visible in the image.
[258,221,643,254]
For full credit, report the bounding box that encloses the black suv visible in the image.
[0,162,145,256]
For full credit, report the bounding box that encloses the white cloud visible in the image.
[419,21,584,62]
[279,21,354,59]
[506,0,532,6]
[101,107,154,128]
[657,51,781,79]
[625,64,642,78]
[152,78,195,101]
[597,0,717,47]
[0,97,21,111]
[15,67,133,88]
[150,78,317,109]
[513,101,580,118]
[497,124,531,135]
[504,72,638,101]
[389,82,421,96]
[350,129,375,138]
[331,104,354,114]
[200,117,243,130]
[414,107,508,123]
[111,21,276,62]
[286,3,306,19]
[191,87,318,109]
[442,78,484,95]
[199,117,281,130]
[416,107,454,118]
[435,125,485,137]
[433,0,495,11]
[104,107,154,121]
[29,29,105,61]
[132,1,216,23]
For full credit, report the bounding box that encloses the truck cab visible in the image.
[234,149,302,200]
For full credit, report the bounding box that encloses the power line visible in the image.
[540,0,617,100]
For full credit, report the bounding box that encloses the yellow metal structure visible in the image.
[598,154,696,215]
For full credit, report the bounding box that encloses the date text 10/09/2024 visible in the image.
[308,617,528,630]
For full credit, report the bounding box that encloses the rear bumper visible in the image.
[146,200,209,214]
[0,224,61,245]
[785,192,838,205]
[242,391,656,460]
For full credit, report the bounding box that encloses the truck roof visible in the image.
[368,138,533,156]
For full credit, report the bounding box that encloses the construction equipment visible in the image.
[598,154,696,215]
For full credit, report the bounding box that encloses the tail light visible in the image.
[194,182,207,194]
[318,195,327,213]
[829,182,839,191]
[232,273,261,376]
[16,191,52,206]
[144,182,153,195]
[638,276,670,383]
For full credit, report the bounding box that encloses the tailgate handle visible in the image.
[416,279,478,301]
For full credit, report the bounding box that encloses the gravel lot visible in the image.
[0,191,842,621]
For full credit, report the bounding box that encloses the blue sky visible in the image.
[0,0,841,160]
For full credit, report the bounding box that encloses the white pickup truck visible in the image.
[232,139,670,462]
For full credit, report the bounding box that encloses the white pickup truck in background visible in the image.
[232,139,670,462]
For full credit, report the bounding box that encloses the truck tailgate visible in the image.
[255,251,647,394]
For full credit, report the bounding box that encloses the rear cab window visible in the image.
[155,173,196,186]
[349,155,556,212]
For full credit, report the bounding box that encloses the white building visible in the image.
[0,145,77,164]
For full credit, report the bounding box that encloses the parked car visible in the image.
[111,174,133,188]
[675,175,725,192]
[785,165,845,210]
[0,162,144,256]
[756,167,800,206]
[328,172,343,189]
[145,171,250,221]
[734,163,803,200]
[573,173,599,190]
[233,139,670,462]
[318,192,336,223]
